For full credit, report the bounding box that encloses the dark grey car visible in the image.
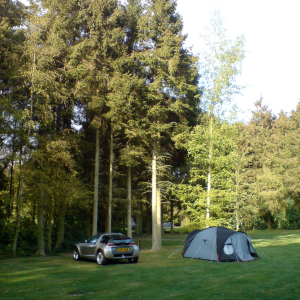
[73,233,139,265]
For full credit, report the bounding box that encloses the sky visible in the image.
[176,0,300,121]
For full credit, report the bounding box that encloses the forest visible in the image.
[1,0,300,258]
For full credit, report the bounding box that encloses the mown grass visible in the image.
[1,230,300,299]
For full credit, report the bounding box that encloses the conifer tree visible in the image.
[0,0,27,224]
[130,0,199,250]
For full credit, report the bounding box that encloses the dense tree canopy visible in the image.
[1,0,300,257]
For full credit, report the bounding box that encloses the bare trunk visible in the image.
[156,188,162,249]
[140,201,143,235]
[36,181,45,256]
[147,201,151,235]
[47,197,53,252]
[92,128,100,235]
[54,208,65,251]
[127,166,132,238]
[161,203,164,236]
[235,169,240,231]
[8,130,15,216]
[12,160,24,257]
[136,200,141,236]
[170,200,174,234]
[12,53,35,256]
[206,116,213,221]
[206,165,211,220]
[151,144,160,251]
[108,128,113,233]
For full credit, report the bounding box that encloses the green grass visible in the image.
[1,230,300,299]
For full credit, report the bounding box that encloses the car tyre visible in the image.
[128,256,138,263]
[97,250,108,265]
[73,248,81,261]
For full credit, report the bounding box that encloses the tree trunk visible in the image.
[47,197,53,252]
[136,200,141,236]
[161,203,164,236]
[92,127,100,235]
[127,166,132,238]
[54,208,65,251]
[206,165,211,220]
[151,144,160,251]
[140,201,143,235]
[12,162,24,257]
[170,200,174,234]
[108,128,113,233]
[147,197,151,235]
[8,129,16,217]
[36,181,45,256]
[206,116,213,221]
[12,52,35,257]
[156,188,162,249]
[235,169,240,231]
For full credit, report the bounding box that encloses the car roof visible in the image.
[98,232,122,236]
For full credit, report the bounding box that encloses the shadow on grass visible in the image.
[1,230,300,300]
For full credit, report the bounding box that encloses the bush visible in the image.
[274,204,300,230]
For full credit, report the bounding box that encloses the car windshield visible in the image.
[110,234,130,240]
[87,235,99,243]
[100,234,131,243]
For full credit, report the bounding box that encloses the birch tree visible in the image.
[197,10,245,221]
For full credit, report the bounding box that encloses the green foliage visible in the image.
[274,203,300,230]
[198,10,245,117]
[177,118,239,227]
[0,216,37,258]
[2,0,300,257]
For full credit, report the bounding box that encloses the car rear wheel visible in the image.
[128,256,138,263]
[73,248,81,261]
[96,250,108,265]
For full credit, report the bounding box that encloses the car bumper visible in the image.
[103,245,139,259]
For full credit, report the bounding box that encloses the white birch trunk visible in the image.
[206,166,211,220]
[235,169,240,231]
[206,116,213,221]
[108,128,113,233]
[92,127,100,235]
[127,166,132,238]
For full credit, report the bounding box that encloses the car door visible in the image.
[81,235,99,257]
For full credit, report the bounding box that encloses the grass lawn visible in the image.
[1,230,300,299]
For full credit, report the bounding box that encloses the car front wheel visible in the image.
[96,250,108,265]
[73,248,81,261]
[128,256,138,263]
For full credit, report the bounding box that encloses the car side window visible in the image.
[100,236,109,244]
[88,236,99,244]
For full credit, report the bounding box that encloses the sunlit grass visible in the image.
[1,230,300,299]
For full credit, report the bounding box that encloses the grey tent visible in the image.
[182,227,259,262]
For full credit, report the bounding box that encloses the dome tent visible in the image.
[182,227,259,262]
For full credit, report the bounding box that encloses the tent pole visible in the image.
[191,241,205,260]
